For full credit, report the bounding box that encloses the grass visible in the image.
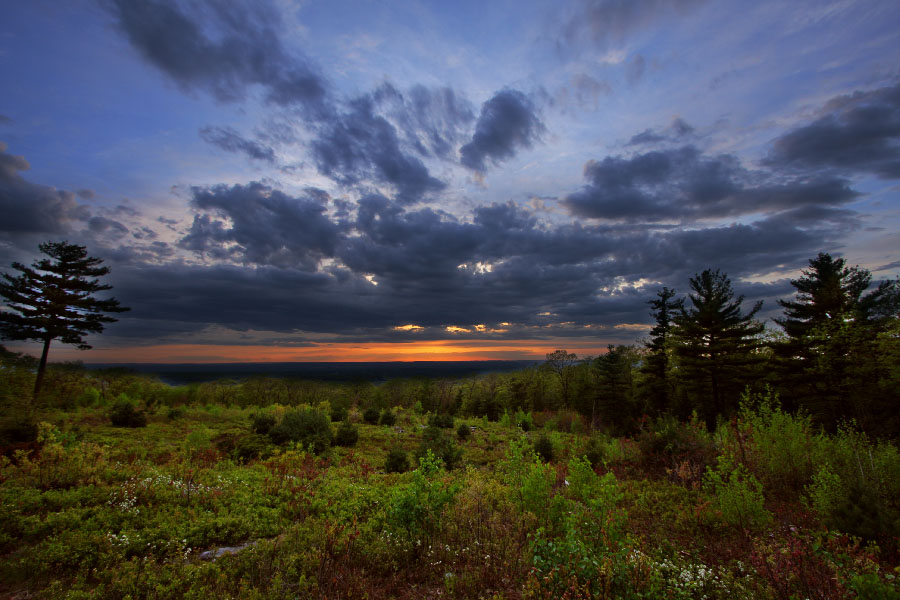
[1,395,898,599]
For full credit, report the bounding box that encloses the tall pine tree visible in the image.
[642,287,683,416]
[0,241,128,402]
[672,269,764,430]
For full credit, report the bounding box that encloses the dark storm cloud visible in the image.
[0,115,12,124]
[0,142,90,234]
[563,145,858,221]
[460,89,544,173]
[88,216,129,238]
[310,93,447,203]
[199,126,275,163]
[766,82,900,178]
[628,117,694,145]
[178,182,342,270]
[563,0,708,48]
[105,0,326,110]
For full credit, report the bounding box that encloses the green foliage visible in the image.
[428,413,454,428]
[0,415,38,444]
[533,432,554,463]
[76,387,100,408]
[387,450,460,554]
[231,433,272,463]
[329,400,349,422]
[702,453,772,532]
[333,420,359,447]
[362,407,380,425]
[379,409,396,426]
[250,412,276,435]
[416,425,462,470]
[108,394,147,428]
[456,422,471,440]
[384,445,409,473]
[267,408,333,453]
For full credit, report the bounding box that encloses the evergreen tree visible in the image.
[671,269,764,430]
[641,287,683,415]
[0,241,128,402]
[773,253,900,432]
[595,344,642,435]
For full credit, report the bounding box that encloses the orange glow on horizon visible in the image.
[21,340,617,363]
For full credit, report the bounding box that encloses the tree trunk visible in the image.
[32,336,52,408]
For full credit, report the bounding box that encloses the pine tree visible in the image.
[773,253,900,432]
[642,287,683,415]
[0,241,129,402]
[672,269,764,430]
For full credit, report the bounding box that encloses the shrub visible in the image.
[108,396,147,428]
[702,453,772,532]
[515,409,533,432]
[268,408,333,454]
[250,412,277,435]
[428,413,454,429]
[166,406,184,420]
[232,433,273,463]
[581,435,606,467]
[456,422,471,441]
[385,445,409,473]
[76,387,100,408]
[416,425,462,470]
[387,450,460,552]
[533,432,555,463]
[333,420,359,447]
[363,407,380,425]
[379,409,396,426]
[0,416,38,444]
[330,403,348,423]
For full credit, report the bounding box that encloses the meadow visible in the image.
[1,363,898,599]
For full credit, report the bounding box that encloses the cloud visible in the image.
[0,115,12,125]
[88,216,129,239]
[628,117,694,145]
[0,142,91,234]
[105,0,326,111]
[563,145,858,222]
[310,92,447,203]
[563,0,709,48]
[178,182,342,270]
[460,89,544,173]
[199,126,275,163]
[766,82,900,178]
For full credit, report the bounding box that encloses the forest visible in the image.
[0,251,899,599]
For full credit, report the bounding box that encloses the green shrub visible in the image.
[379,409,396,426]
[456,422,471,440]
[232,433,273,463]
[108,396,147,428]
[250,412,277,435]
[268,408,333,453]
[703,453,772,532]
[333,420,359,447]
[76,387,100,408]
[387,450,460,552]
[166,406,184,420]
[533,432,555,463]
[515,409,533,432]
[385,445,410,473]
[0,416,38,443]
[363,407,380,425]
[330,403,348,423]
[428,413,454,429]
[416,425,462,470]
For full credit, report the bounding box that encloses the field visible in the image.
[1,367,899,599]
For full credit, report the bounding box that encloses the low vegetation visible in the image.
[0,358,898,599]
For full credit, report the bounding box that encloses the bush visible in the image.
[333,420,359,447]
[250,412,277,435]
[534,432,555,463]
[456,422,471,441]
[417,425,462,470]
[702,453,772,532]
[0,416,38,444]
[379,409,396,426]
[428,413,454,429]
[385,445,409,473]
[268,408,333,454]
[166,406,184,420]
[232,433,273,463]
[330,403,348,423]
[108,396,147,428]
[363,407,380,425]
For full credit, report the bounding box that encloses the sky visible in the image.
[1,0,899,363]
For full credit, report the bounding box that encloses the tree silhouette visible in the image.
[672,269,764,430]
[0,241,128,402]
[642,287,683,415]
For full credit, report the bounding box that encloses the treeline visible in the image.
[1,252,897,441]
